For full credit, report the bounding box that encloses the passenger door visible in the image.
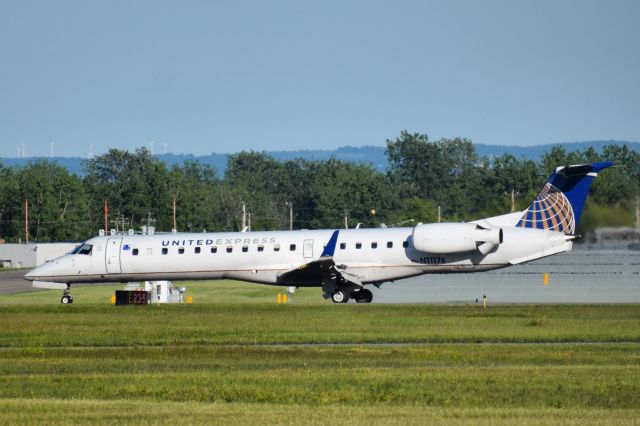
[105,238,122,273]
[303,239,314,258]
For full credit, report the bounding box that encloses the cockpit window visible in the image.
[69,244,83,255]
[77,244,93,255]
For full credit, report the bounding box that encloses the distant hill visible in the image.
[2,140,638,175]
[474,140,640,160]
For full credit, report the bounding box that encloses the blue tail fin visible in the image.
[515,162,613,235]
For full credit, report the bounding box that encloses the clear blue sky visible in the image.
[1,0,638,157]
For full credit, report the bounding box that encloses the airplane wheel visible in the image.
[331,290,349,304]
[354,289,373,304]
[61,295,73,304]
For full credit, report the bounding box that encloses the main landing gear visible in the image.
[61,283,73,304]
[331,288,373,304]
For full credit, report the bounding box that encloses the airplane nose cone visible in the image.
[24,268,37,281]
[24,262,54,281]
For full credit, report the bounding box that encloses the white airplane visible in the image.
[25,162,613,304]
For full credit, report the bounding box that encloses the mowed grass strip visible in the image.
[0,304,639,424]
[1,399,638,426]
[0,304,638,347]
[0,279,325,305]
[0,344,638,409]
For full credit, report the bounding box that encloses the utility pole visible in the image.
[636,195,640,230]
[146,212,155,234]
[505,189,519,213]
[112,214,129,234]
[25,199,29,243]
[285,202,293,231]
[172,194,177,232]
[437,205,441,223]
[241,201,247,230]
[103,200,109,234]
[510,189,515,213]
[248,212,252,231]
[344,211,348,230]
[504,188,520,213]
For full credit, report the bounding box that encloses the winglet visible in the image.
[320,230,340,257]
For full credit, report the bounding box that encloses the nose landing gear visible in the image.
[61,284,73,304]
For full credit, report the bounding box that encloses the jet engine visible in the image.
[411,223,503,255]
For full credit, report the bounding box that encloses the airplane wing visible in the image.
[276,230,364,293]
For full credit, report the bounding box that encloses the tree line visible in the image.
[0,131,638,243]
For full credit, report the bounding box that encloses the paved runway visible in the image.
[1,248,638,302]
[374,248,640,304]
[0,269,34,294]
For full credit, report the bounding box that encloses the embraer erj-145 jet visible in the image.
[25,162,612,304]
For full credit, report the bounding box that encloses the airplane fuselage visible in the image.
[25,226,571,287]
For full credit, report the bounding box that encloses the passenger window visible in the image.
[371,242,377,249]
[290,244,296,251]
[355,243,362,249]
[242,246,248,253]
[226,246,233,253]
[178,248,185,254]
[161,248,168,255]
[195,247,201,254]
[258,245,264,252]
[387,241,393,248]
[340,243,346,250]
[211,247,217,253]
[132,248,139,256]
[274,244,280,252]
[403,240,409,248]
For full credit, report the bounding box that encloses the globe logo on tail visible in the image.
[516,183,575,235]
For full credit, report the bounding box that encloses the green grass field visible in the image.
[2,278,323,304]
[0,281,639,424]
